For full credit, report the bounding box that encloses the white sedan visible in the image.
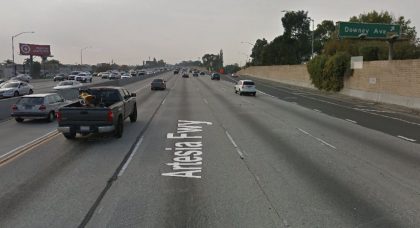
[53,80,83,90]
[121,74,132,79]
[0,81,34,98]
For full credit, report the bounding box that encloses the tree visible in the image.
[251,10,312,66]
[349,10,393,24]
[224,64,241,74]
[31,61,41,77]
[314,20,335,54]
[202,53,222,71]
[250,39,268,65]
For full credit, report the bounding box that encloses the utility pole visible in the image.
[12,31,35,76]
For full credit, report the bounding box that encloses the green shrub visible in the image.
[307,55,328,89]
[307,52,351,92]
[359,46,380,61]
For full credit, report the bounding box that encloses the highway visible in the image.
[1,72,420,227]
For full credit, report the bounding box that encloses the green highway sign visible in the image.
[338,22,401,39]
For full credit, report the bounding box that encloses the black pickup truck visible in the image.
[57,87,137,139]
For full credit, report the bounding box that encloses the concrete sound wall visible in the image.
[341,59,420,109]
[238,59,420,109]
[238,65,314,89]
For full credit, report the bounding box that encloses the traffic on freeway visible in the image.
[2,1,420,227]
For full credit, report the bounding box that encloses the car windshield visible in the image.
[17,97,44,105]
[1,82,19,88]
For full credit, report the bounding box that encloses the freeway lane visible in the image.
[0,73,172,159]
[222,75,420,144]
[1,73,420,227]
[0,72,177,227]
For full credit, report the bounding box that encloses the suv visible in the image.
[235,80,256,96]
[75,72,92,83]
[211,73,220,80]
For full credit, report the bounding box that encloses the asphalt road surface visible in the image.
[1,73,420,227]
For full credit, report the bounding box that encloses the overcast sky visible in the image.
[0,0,419,66]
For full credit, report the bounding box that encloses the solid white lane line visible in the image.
[397,135,416,142]
[0,130,58,160]
[225,131,244,159]
[297,128,337,150]
[203,98,209,104]
[162,98,166,104]
[345,119,357,124]
[118,136,144,177]
[313,109,321,113]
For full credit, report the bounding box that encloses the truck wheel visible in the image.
[63,133,76,140]
[114,117,123,138]
[15,118,24,123]
[130,106,137,122]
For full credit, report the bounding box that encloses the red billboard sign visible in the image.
[19,43,51,57]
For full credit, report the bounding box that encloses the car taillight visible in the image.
[107,109,113,122]
[12,104,18,111]
[39,105,47,111]
[56,111,62,122]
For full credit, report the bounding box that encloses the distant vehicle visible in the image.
[235,80,256,96]
[121,74,132,79]
[11,93,68,123]
[75,72,92,83]
[211,73,220,80]
[182,73,189,78]
[57,87,137,139]
[101,73,110,79]
[130,71,137,77]
[0,79,5,85]
[11,74,32,83]
[68,71,81,80]
[109,73,121,80]
[231,73,238,78]
[54,73,67,81]
[200,72,205,75]
[151,79,166,90]
[137,71,146,76]
[174,70,179,75]
[53,80,83,90]
[0,81,33,98]
[92,72,98,77]
[193,73,199,77]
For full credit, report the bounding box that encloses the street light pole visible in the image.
[80,46,92,65]
[11,31,35,76]
[310,18,315,59]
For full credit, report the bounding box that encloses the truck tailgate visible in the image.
[59,107,110,125]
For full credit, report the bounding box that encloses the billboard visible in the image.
[19,43,51,57]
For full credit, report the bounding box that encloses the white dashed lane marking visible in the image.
[297,128,337,150]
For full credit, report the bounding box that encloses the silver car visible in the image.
[0,81,34,98]
[11,93,68,122]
